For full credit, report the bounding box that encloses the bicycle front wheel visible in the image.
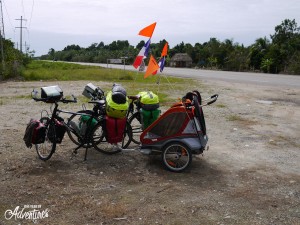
[35,118,56,161]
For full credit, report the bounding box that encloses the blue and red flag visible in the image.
[133,39,151,69]
[152,42,168,75]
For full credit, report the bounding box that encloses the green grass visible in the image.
[22,60,196,104]
[226,115,244,122]
[22,61,182,84]
[216,103,226,108]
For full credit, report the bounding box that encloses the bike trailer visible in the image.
[106,91,129,119]
[41,85,63,103]
[105,116,127,144]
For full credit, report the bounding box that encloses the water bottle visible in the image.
[69,120,80,135]
[80,122,87,136]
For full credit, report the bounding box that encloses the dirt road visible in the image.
[0,78,299,224]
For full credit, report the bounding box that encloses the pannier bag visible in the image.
[106,91,129,119]
[82,83,104,100]
[23,119,46,148]
[105,116,127,144]
[138,91,159,110]
[54,119,66,143]
[41,85,63,103]
[140,108,160,129]
[46,118,66,143]
[111,83,127,104]
[79,115,98,136]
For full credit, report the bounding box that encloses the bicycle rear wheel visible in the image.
[35,118,56,161]
[128,112,142,144]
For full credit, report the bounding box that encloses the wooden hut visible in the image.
[170,53,193,68]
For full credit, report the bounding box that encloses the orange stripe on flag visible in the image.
[144,55,159,78]
[161,42,168,57]
[138,22,157,38]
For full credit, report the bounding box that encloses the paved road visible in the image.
[75,62,300,88]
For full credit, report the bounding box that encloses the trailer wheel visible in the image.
[162,142,192,172]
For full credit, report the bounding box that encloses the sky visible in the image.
[3,0,300,56]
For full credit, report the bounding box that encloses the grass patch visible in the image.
[15,94,32,99]
[227,115,244,121]
[22,61,183,84]
[216,103,226,108]
[21,60,196,104]
[226,114,257,126]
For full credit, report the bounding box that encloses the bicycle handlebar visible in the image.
[32,93,77,104]
[205,94,218,106]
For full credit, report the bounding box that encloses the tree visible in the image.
[270,19,300,73]
[261,58,274,73]
[249,37,270,71]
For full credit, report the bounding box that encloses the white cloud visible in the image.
[3,0,300,55]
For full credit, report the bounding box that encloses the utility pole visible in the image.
[15,16,27,53]
[0,0,5,80]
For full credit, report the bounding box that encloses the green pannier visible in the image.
[79,115,98,135]
[140,108,160,129]
[106,91,129,119]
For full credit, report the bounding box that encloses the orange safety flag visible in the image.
[138,22,157,38]
[152,42,168,75]
[161,42,168,57]
[144,55,159,78]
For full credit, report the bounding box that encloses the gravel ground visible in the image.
[0,79,299,225]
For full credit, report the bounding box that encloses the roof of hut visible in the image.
[170,53,192,62]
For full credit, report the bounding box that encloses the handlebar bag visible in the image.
[41,86,63,103]
[82,83,104,100]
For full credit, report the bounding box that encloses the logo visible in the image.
[4,205,49,222]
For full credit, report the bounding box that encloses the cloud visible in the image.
[4,0,300,55]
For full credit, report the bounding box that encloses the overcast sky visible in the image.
[3,0,300,56]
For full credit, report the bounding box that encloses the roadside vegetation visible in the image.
[21,60,191,104]
[40,19,300,75]
[1,18,299,80]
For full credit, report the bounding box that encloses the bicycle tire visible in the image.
[35,118,56,161]
[128,111,142,144]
